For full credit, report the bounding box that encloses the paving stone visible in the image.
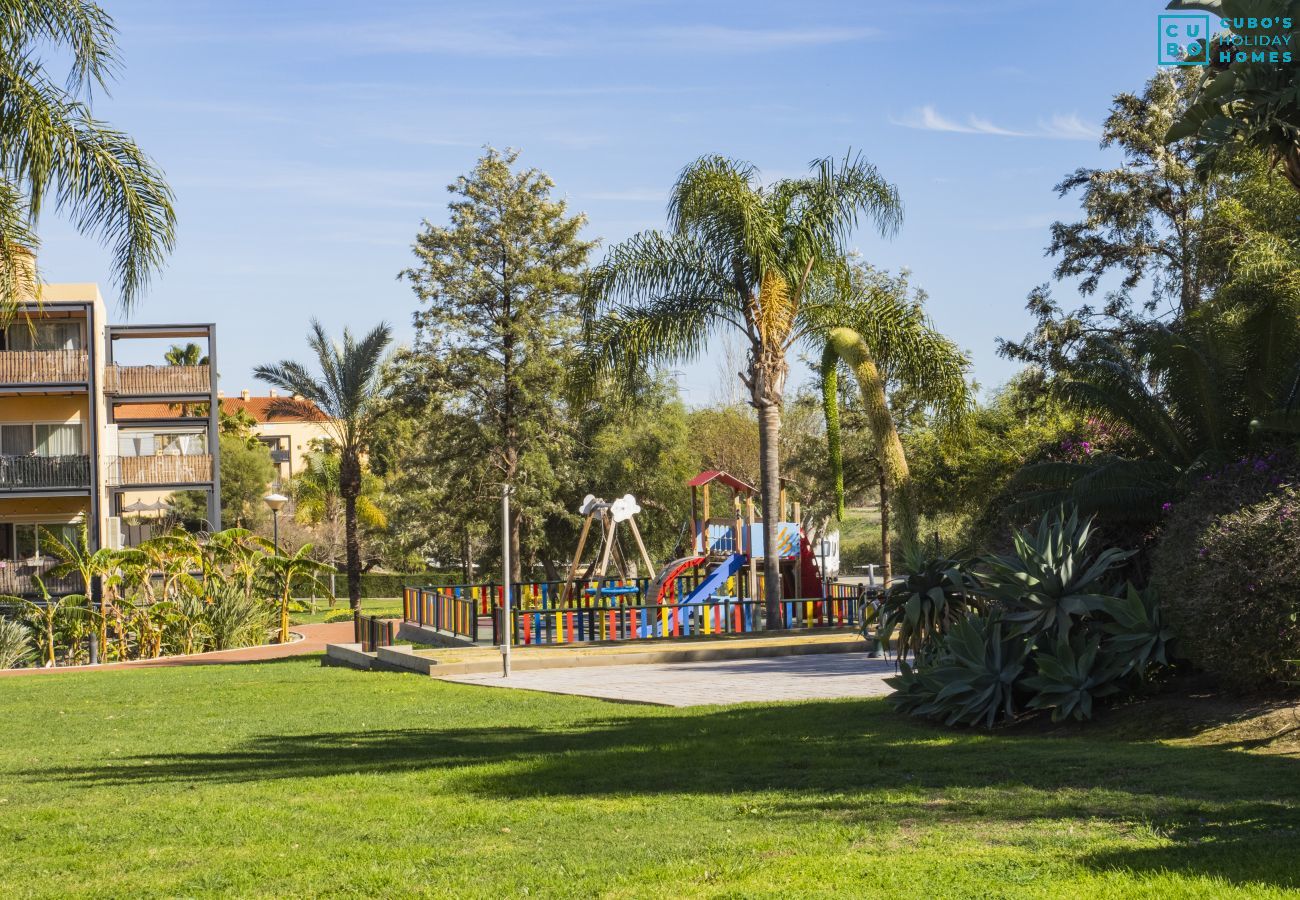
[440,653,897,706]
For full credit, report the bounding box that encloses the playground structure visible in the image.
[399,470,858,649]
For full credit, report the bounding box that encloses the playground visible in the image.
[333,470,869,668]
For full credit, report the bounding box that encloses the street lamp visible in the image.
[263,492,288,554]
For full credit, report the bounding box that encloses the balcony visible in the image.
[0,350,88,387]
[108,453,212,486]
[105,364,211,397]
[0,560,84,597]
[0,455,92,491]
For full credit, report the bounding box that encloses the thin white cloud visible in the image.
[138,19,878,58]
[893,105,1101,141]
[648,25,880,51]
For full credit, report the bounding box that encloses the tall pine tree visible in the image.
[399,148,595,581]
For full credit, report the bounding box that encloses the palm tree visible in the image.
[582,152,902,621]
[291,449,386,582]
[1164,4,1300,191]
[259,543,335,644]
[164,343,207,415]
[818,272,972,582]
[254,320,392,626]
[0,1,176,319]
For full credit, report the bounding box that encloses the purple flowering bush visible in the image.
[1150,451,1300,689]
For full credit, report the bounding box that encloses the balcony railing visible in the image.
[0,349,88,386]
[0,455,92,490]
[105,364,211,396]
[0,560,84,597]
[108,453,212,486]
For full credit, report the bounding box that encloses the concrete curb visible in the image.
[324,631,870,677]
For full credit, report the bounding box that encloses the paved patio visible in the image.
[440,652,897,706]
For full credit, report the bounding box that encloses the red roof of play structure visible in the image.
[687,470,756,494]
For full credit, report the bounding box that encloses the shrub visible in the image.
[0,616,31,669]
[1152,460,1300,689]
[204,586,273,651]
[887,615,1028,727]
[887,506,1172,728]
[979,507,1133,640]
[324,609,354,623]
[875,550,981,663]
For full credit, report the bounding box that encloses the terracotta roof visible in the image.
[687,470,756,494]
[114,396,329,423]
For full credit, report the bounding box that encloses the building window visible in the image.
[0,523,78,561]
[0,423,83,457]
[118,429,206,457]
[1,322,83,351]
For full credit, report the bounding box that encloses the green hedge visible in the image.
[291,571,462,599]
[1151,451,1300,689]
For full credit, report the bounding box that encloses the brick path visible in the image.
[440,652,897,706]
[0,621,355,678]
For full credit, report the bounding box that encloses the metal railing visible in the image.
[108,453,212,486]
[0,350,87,385]
[0,454,92,490]
[0,563,84,596]
[355,614,396,652]
[104,364,211,396]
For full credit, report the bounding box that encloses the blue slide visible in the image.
[682,553,746,605]
[639,553,746,638]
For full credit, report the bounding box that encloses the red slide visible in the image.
[798,530,825,599]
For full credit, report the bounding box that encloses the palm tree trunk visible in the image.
[878,466,891,586]
[341,450,363,626]
[825,328,918,559]
[754,388,785,628]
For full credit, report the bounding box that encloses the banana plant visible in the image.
[258,543,336,644]
[14,577,96,667]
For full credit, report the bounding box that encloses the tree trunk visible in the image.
[825,328,918,559]
[878,466,891,587]
[508,505,522,584]
[755,388,785,628]
[340,449,363,626]
[461,527,472,583]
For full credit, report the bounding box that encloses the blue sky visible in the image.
[38,0,1166,403]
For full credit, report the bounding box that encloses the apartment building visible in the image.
[0,267,220,596]
[118,389,331,488]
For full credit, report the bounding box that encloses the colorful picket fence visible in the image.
[355,614,397,652]
[512,597,761,646]
[403,587,478,641]
[400,575,866,647]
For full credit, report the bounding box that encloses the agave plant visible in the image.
[885,615,1029,728]
[1100,584,1176,680]
[0,616,32,669]
[1023,633,1126,723]
[875,548,981,663]
[980,507,1133,641]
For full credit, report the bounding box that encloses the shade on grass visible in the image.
[0,658,1297,898]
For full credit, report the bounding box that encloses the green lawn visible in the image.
[290,597,403,624]
[1,659,1298,898]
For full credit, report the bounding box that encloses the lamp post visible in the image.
[501,483,512,678]
[263,492,288,554]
